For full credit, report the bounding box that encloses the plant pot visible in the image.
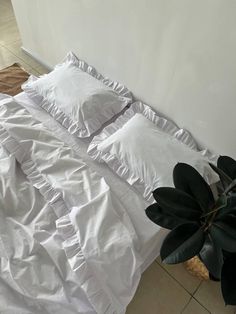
[184,256,209,280]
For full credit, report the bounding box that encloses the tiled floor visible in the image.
[0,0,48,75]
[127,259,236,314]
[0,1,236,313]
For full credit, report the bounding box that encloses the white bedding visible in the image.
[0,143,94,314]
[0,94,168,314]
[88,103,218,202]
[22,52,132,138]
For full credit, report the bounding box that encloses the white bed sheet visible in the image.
[0,144,95,314]
[0,92,168,313]
[14,92,167,270]
[0,97,143,314]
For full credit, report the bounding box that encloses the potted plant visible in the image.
[146,156,236,305]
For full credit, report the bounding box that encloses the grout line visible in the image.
[153,261,193,313]
[1,43,43,75]
[191,295,211,313]
[0,43,41,76]
[2,44,37,70]
[155,260,233,314]
[192,280,203,295]
[180,296,192,313]
[154,259,193,297]
[155,258,214,314]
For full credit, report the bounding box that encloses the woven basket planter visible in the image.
[184,256,209,280]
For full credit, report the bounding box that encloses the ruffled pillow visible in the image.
[22,52,132,138]
[88,101,218,202]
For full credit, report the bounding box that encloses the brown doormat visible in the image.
[0,63,30,96]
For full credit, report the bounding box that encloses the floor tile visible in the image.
[4,41,42,69]
[126,262,191,314]
[0,4,14,24]
[156,257,201,295]
[194,280,236,314]
[0,20,21,45]
[3,41,50,75]
[0,0,20,45]
[1,0,14,8]
[0,1,42,76]
[0,45,21,67]
[0,47,40,78]
[182,298,210,314]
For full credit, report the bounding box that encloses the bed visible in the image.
[0,52,218,314]
[0,92,168,314]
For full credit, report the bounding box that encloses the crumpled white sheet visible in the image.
[0,144,95,314]
[0,97,142,314]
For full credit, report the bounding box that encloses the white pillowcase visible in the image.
[88,102,219,202]
[22,52,132,137]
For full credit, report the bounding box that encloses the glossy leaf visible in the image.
[160,222,205,264]
[210,224,236,252]
[199,234,223,280]
[227,193,236,209]
[214,215,236,238]
[209,163,233,191]
[218,156,236,180]
[145,203,189,230]
[221,253,236,305]
[173,163,215,212]
[153,187,201,220]
[200,194,227,220]
[216,194,236,218]
[215,194,227,209]
[224,179,236,195]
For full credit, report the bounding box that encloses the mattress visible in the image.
[0,92,168,314]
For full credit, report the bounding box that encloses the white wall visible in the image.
[12,0,236,157]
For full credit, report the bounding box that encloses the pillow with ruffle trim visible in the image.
[22,52,132,138]
[87,101,219,202]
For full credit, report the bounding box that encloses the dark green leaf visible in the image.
[210,224,236,252]
[145,203,189,230]
[216,194,236,218]
[201,194,227,221]
[218,156,236,180]
[221,253,236,305]
[209,163,233,191]
[160,222,205,264]
[227,193,236,208]
[214,194,227,212]
[173,163,215,212]
[225,179,236,195]
[153,187,201,220]
[214,215,236,239]
[215,194,227,209]
[199,234,223,280]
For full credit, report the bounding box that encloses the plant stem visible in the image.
[201,207,220,218]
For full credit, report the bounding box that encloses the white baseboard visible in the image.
[21,46,53,70]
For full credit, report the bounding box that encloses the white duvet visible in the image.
[0,97,142,314]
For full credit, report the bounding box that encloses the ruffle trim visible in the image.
[63,52,132,100]
[0,126,119,314]
[87,101,218,202]
[22,51,133,138]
